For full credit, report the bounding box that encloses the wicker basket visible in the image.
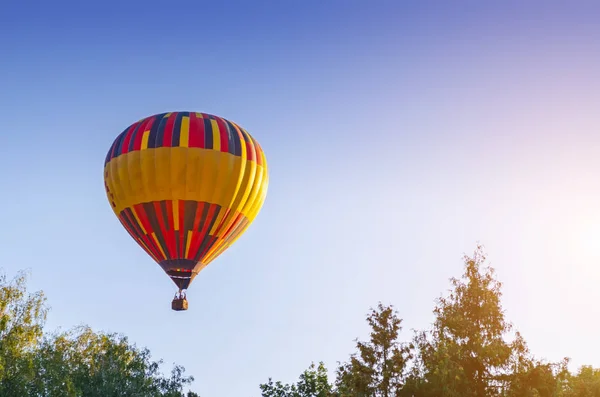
[171,298,189,311]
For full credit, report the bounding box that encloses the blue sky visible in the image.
[2,1,600,395]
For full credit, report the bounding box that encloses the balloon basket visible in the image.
[171,297,188,311]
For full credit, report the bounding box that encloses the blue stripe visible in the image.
[127,120,145,152]
[115,127,132,157]
[106,130,125,163]
[111,130,127,159]
[224,120,241,156]
[155,114,168,148]
[172,112,184,147]
[147,113,166,149]
[204,118,213,149]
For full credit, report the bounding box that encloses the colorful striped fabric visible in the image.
[103,111,268,290]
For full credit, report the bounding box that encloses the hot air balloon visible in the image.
[103,111,268,311]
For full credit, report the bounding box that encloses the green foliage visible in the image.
[260,362,332,397]
[335,303,410,397]
[261,244,600,397]
[564,365,600,397]
[415,245,513,397]
[0,271,47,396]
[0,270,199,397]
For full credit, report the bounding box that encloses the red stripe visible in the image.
[178,200,186,232]
[133,204,152,235]
[134,238,152,260]
[187,232,204,260]
[150,235,166,261]
[197,204,218,251]
[136,238,158,262]
[137,235,159,262]
[241,130,256,161]
[178,201,186,255]
[192,202,205,231]
[120,124,135,155]
[198,236,218,260]
[153,202,170,257]
[215,117,229,153]
[165,200,177,258]
[141,234,162,261]
[153,203,168,233]
[254,142,263,166]
[165,200,174,230]
[188,113,201,148]
[197,114,206,148]
[163,113,176,147]
[124,209,145,240]
[165,230,176,260]
[246,141,256,161]
[120,212,141,241]
[118,215,136,240]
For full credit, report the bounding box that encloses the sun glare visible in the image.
[577,221,600,262]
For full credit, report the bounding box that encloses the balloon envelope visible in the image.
[103,111,268,290]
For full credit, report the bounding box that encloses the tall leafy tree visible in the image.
[415,245,513,396]
[260,244,600,397]
[334,302,410,397]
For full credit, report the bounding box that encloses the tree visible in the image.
[400,245,513,397]
[0,270,47,396]
[0,269,199,397]
[564,365,600,397]
[500,332,570,397]
[334,302,410,397]
[30,325,197,397]
[259,244,600,397]
[260,362,332,397]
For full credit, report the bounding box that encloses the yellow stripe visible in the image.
[204,241,229,264]
[204,244,220,261]
[223,220,253,253]
[209,207,227,236]
[211,119,221,151]
[185,231,192,257]
[173,199,179,230]
[105,146,268,264]
[204,218,250,264]
[105,147,265,215]
[151,233,166,258]
[180,116,190,147]
[204,166,267,264]
[203,123,249,240]
[208,153,237,235]
[237,127,247,160]
[141,130,150,150]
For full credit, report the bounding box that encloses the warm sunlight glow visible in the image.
[576,220,600,262]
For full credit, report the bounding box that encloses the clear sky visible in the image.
[1,0,600,395]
